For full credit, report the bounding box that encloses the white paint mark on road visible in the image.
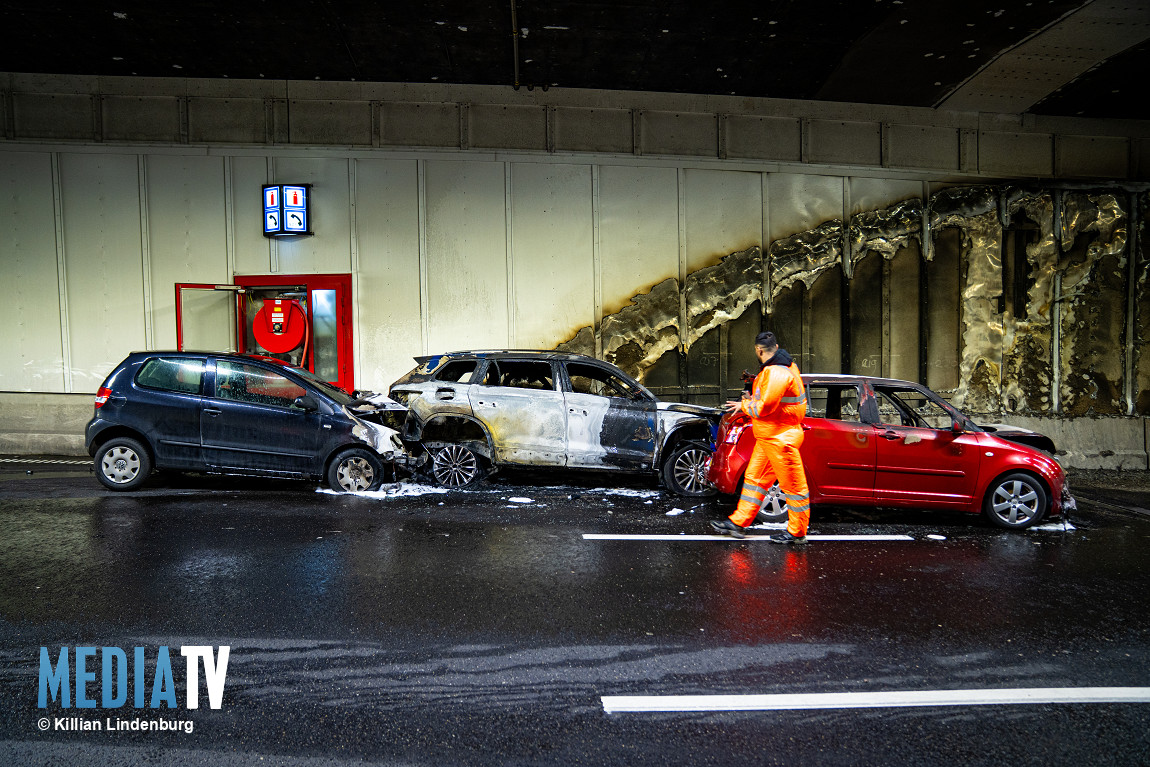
[602,687,1150,713]
[582,534,915,542]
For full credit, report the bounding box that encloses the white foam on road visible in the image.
[602,687,1150,713]
[317,483,448,499]
[582,533,916,542]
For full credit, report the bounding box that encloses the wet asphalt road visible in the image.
[2,463,1149,766]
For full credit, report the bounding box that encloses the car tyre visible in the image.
[95,437,152,491]
[983,472,1048,530]
[431,444,484,488]
[328,448,385,493]
[663,443,717,497]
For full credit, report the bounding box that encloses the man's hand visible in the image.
[723,400,742,413]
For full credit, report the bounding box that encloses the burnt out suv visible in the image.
[86,352,405,492]
[388,350,720,495]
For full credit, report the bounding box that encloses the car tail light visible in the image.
[724,424,747,444]
[94,387,113,409]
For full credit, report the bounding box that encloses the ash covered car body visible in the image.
[388,350,720,494]
[86,351,406,492]
[708,373,1074,530]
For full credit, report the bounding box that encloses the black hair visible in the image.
[754,331,778,349]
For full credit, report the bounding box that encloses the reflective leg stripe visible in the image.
[740,490,767,505]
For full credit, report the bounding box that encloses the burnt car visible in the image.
[388,350,719,494]
[85,352,405,492]
[707,374,1073,530]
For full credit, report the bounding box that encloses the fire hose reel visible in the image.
[252,298,306,353]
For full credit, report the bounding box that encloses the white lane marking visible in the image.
[602,687,1150,713]
[582,534,915,541]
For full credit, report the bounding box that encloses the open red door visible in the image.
[175,273,355,392]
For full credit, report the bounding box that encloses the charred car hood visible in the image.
[656,402,722,419]
[978,423,1057,454]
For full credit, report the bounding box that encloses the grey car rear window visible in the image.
[136,357,203,395]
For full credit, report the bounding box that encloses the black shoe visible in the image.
[710,519,746,539]
[768,531,806,544]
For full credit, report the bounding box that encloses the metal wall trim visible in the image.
[592,164,603,358]
[417,158,430,355]
[138,155,154,349]
[50,152,72,393]
[505,162,516,348]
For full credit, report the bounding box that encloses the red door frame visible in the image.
[233,274,355,392]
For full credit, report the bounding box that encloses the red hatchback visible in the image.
[707,374,1073,530]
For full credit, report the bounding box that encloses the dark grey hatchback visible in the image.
[86,352,404,492]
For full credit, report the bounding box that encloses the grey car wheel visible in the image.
[432,444,483,488]
[983,472,1048,530]
[663,443,716,497]
[95,437,152,491]
[756,481,789,523]
[327,448,384,493]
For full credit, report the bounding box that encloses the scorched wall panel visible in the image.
[509,162,595,350]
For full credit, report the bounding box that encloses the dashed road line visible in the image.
[602,687,1150,713]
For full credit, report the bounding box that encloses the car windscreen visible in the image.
[287,365,355,405]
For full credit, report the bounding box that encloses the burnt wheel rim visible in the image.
[672,448,711,493]
[991,478,1041,526]
[336,457,376,492]
[433,445,479,487]
[101,446,141,484]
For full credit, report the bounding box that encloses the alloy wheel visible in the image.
[432,444,480,487]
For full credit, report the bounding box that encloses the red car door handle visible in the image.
[802,424,811,431]
[882,430,901,440]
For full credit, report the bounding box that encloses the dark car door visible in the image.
[800,381,876,502]
[200,358,324,475]
[869,384,982,509]
[130,356,207,470]
[562,361,657,470]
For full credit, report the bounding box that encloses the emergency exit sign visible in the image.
[263,184,312,237]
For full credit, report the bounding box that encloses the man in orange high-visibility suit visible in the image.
[710,331,810,543]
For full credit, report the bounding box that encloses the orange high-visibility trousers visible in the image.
[729,426,810,537]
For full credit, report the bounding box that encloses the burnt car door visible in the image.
[869,383,982,509]
[800,381,876,502]
[469,359,566,466]
[201,358,324,475]
[562,361,657,470]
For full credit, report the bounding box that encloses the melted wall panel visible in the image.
[1058,192,1128,416]
[1137,193,1150,414]
[597,165,680,373]
[925,228,962,393]
[931,186,1003,412]
[510,163,596,350]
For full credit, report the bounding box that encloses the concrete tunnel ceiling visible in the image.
[1,0,1148,120]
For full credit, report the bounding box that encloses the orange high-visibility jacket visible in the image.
[741,357,807,439]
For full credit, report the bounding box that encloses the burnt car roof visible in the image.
[414,350,605,364]
[802,373,941,389]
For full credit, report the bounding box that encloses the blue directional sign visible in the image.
[263,184,312,237]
